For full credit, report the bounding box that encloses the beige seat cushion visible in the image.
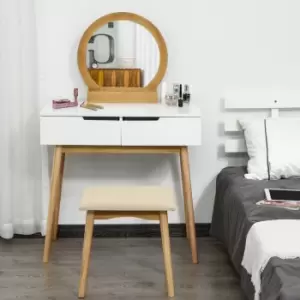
[80,186,176,211]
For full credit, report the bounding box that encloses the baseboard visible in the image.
[62,223,211,238]
[14,223,211,238]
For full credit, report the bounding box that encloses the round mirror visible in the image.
[87,21,159,88]
[78,12,168,103]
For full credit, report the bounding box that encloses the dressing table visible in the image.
[40,12,201,265]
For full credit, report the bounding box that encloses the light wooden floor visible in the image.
[0,237,245,300]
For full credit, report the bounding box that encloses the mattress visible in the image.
[210,166,300,300]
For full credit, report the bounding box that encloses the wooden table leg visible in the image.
[180,152,191,241]
[159,212,175,297]
[52,153,65,241]
[180,146,198,264]
[43,146,63,263]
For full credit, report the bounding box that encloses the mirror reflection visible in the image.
[87,21,159,88]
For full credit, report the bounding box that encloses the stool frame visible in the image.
[78,210,175,298]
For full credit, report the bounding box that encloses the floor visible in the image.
[0,237,245,300]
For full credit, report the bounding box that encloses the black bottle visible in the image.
[178,84,183,107]
[178,98,183,107]
[183,84,190,103]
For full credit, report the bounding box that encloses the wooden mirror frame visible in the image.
[77,12,168,103]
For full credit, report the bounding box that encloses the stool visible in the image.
[78,186,176,298]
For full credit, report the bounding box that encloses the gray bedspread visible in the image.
[261,257,300,300]
[210,166,300,300]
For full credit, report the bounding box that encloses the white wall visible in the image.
[36,0,300,225]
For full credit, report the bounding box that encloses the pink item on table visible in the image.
[52,88,79,109]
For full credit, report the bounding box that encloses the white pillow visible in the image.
[239,118,300,180]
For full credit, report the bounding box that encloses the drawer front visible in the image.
[121,117,201,146]
[40,117,121,145]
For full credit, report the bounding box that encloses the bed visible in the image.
[210,92,300,300]
[210,166,300,299]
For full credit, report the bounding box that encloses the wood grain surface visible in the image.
[0,237,245,300]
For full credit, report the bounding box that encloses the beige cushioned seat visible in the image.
[80,186,176,211]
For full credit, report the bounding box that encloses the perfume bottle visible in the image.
[173,83,180,98]
[183,84,190,103]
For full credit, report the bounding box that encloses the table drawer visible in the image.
[40,117,121,145]
[121,117,201,146]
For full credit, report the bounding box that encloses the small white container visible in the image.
[160,81,167,104]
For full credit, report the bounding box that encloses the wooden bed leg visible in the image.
[43,146,63,263]
[52,152,65,241]
[180,146,198,264]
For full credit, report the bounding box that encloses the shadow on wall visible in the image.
[194,178,216,224]
[55,154,172,183]
[69,37,88,102]
[168,154,185,224]
[191,97,249,225]
[218,97,248,166]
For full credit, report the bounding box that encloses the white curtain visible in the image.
[0,0,42,238]
[135,24,160,86]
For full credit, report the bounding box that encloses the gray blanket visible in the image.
[210,167,300,300]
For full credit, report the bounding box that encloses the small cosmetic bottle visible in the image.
[161,81,167,104]
[172,84,179,98]
[178,98,183,107]
[183,84,191,104]
[178,84,183,107]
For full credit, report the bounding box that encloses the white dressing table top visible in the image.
[40,103,201,118]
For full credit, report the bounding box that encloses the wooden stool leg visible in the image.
[43,146,63,263]
[52,153,65,241]
[159,212,174,298]
[78,211,95,299]
[180,146,198,264]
